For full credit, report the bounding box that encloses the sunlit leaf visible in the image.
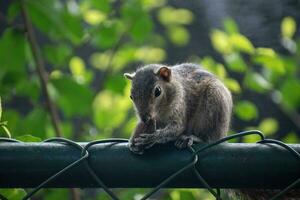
[123,117,137,137]
[16,134,42,142]
[0,189,26,200]
[224,53,247,72]
[224,78,241,93]
[142,0,167,10]
[69,56,86,77]
[283,132,300,144]
[229,33,255,54]
[258,118,278,136]
[200,57,227,79]
[223,18,239,34]
[244,72,272,93]
[281,16,296,38]
[253,48,285,74]
[90,52,111,70]
[235,101,258,121]
[158,6,193,25]
[167,26,190,46]
[135,46,166,63]
[210,29,232,54]
[83,9,106,25]
[93,86,132,131]
[243,127,262,143]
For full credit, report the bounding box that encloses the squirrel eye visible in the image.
[154,86,161,97]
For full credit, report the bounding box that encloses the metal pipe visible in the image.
[0,142,299,188]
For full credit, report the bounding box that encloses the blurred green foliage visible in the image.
[0,0,299,199]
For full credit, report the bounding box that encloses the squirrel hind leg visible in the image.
[175,135,202,149]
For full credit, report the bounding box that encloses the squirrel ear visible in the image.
[124,72,135,80]
[155,66,171,81]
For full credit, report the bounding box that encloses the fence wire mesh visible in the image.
[0,130,299,200]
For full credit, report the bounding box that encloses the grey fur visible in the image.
[126,63,232,151]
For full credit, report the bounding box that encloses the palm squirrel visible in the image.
[124,63,232,153]
[124,63,300,199]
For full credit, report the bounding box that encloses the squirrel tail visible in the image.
[225,189,300,200]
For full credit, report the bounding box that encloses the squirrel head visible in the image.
[124,64,175,123]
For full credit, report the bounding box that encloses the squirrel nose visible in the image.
[141,114,151,123]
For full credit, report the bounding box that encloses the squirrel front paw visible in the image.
[134,134,157,147]
[175,135,202,149]
[128,139,144,155]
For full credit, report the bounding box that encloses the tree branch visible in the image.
[20,0,61,137]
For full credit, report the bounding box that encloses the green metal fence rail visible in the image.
[0,131,300,200]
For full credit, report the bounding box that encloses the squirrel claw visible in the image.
[175,135,201,149]
[134,134,156,145]
[128,141,145,155]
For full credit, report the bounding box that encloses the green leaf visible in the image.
[229,33,255,54]
[135,46,166,63]
[69,56,86,76]
[7,2,21,22]
[26,0,83,44]
[130,13,153,43]
[280,79,300,110]
[44,189,70,200]
[43,44,72,67]
[22,108,48,139]
[1,110,20,136]
[244,72,272,93]
[51,76,94,117]
[0,97,2,120]
[258,118,278,136]
[81,0,112,13]
[0,189,26,200]
[224,53,247,72]
[158,7,193,25]
[210,29,232,54]
[167,26,190,46]
[0,125,11,138]
[283,132,300,144]
[281,16,296,38]
[235,101,258,121]
[200,57,227,79]
[224,78,241,93]
[253,48,285,74]
[142,0,167,10]
[93,85,132,131]
[83,9,106,25]
[16,134,42,142]
[0,29,26,71]
[243,127,262,143]
[15,78,40,101]
[104,74,127,95]
[123,117,137,137]
[92,20,123,49]
[223,18,239,34]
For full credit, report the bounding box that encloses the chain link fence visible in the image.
[0,130,299,200]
